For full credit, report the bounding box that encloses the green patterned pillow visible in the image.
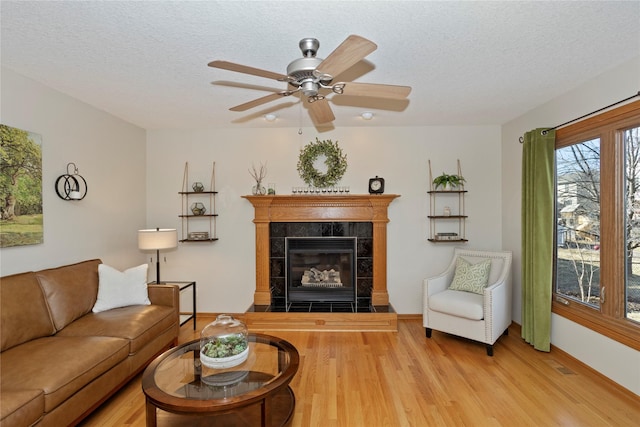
[448,257,491,294]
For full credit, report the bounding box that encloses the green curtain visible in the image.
[521,128,555,352]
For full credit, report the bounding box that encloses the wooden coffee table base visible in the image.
[146,386,295,427]
[142,335,299,427]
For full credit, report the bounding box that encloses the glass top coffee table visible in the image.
[142,333,299,427]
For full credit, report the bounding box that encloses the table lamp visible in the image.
[138,228,178,283]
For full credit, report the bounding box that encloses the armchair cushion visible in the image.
[448,257,491,294]
[429,289,484,320]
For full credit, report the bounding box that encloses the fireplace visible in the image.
[242,194,400,331]
[269,222,372,311]
[286,237,357,306]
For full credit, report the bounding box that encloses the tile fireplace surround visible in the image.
[242,194,400,331]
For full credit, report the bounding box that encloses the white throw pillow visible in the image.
[93,264,150,313]
[448,257,491,295]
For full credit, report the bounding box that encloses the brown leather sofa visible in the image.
[0,259,180,427]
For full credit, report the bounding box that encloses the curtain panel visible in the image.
[521,128,555,352]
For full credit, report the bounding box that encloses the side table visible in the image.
[153,281,196,330]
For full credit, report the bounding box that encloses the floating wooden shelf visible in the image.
[180,162,218,243]
[179,191,218,195]
[428,159,468,243]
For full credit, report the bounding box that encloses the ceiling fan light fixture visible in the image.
[264,114,277,122]
[361,111,374,120]
[301,81,319,97]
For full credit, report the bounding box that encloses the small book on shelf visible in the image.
[435,232,459,240]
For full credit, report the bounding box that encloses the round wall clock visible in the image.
[368,176,385,194]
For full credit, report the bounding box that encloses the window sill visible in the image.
[552,300,640,351]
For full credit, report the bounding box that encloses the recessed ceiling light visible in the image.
[264,114,277,122]
[361,112,374,120]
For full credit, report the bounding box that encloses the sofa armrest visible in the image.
[147,284,179,309]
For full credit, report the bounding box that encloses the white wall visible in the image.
[146,125,503,314]
[501,56,640,395]
[0,68,147,275]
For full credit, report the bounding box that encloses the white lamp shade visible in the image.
[138,229,178,250]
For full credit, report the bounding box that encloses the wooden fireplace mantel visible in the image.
[242,194,400,306]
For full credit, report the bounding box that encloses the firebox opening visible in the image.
[286,237,357,306]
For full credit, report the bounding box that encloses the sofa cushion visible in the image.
[429,289,484,320]
[0,335,129,412]
[93,263,150,313]
[0,389,44,427]
[36,259,102,331]
[56,304,177,355]
[1,272,55,352]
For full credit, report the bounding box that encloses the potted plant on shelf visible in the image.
[432,172,466,190]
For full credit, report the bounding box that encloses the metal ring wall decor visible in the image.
[297,138,347,188]
[55,162,88,201]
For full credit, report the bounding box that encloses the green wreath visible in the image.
[297,138,348,187]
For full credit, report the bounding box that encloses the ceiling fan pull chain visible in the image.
[298,101,303,135]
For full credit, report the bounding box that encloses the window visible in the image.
[553,100,640,350]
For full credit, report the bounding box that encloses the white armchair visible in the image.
[423,248,512,356]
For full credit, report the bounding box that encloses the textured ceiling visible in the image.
[2,1,639,130]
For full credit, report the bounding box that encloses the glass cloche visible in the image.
[200,314,249,369]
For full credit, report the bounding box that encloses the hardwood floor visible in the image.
[80,315,640,426]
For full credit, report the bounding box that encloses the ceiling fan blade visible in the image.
[336,82,412,99]
[315,35,377,79]
[308,98,335,124]
[208,60,288,81]
[211,80,285,93]
[230,92,290,112]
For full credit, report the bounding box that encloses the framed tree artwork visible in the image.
[0,124,43,247]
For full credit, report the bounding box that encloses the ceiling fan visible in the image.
[208,35,412,124]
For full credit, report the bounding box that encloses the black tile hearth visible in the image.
[247,299,395,314]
